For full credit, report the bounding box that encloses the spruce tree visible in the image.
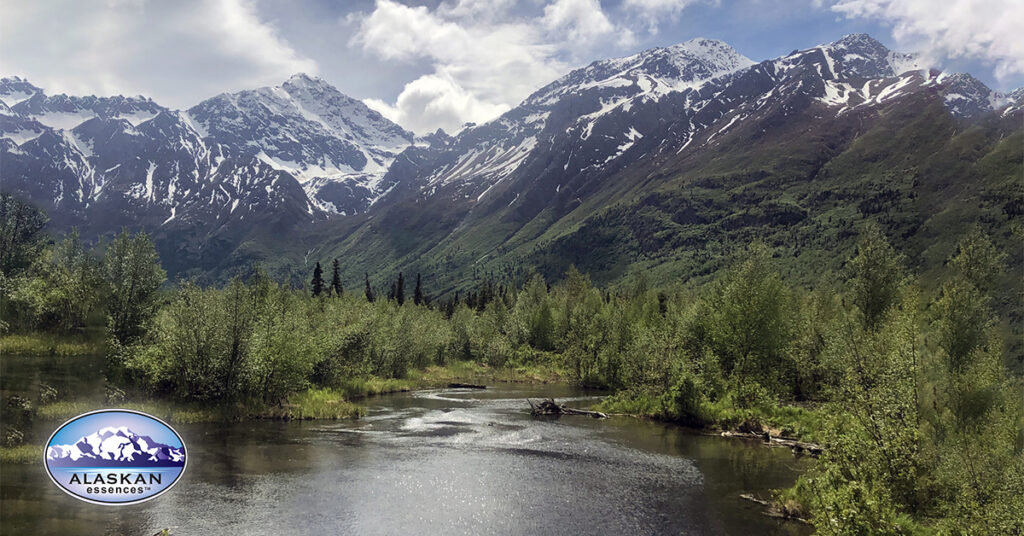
[396,272,405,305]
[413,273,424,305]
[331,259,342,297]
[364,272,375,302]
[311,262,325,297]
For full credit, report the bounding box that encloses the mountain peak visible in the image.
[668,37,736,55]
[938,72,1000,117]
[0,76,43,108]
[659,37,754,72]
[831,33,886,50]
[526,36,752,109]
[284,72,327,88]
[803,32,921,80]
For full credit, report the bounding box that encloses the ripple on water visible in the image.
[1,385,811,536]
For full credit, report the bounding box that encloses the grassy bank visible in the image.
[415,360,567,385]
[33,395,365,426]
[0,444,39,464]
[0,330,106,357]
[597,390,824,442]
[25,360,564,427]
[320,360,567,400]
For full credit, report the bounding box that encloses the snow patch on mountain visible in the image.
[0,76,39,107]
[0,127,43,145]
[187,73,415,213]
[406,38,756,203]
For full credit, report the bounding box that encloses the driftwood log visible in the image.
[528,398,608,419]
[447,382,487,389]
[721,430,823,457]
[739,494,811,524]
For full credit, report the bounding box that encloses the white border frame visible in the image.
[43,408,188,506]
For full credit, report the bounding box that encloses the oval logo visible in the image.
[44,409,187,505]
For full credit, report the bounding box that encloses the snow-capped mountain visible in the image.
[46,426,185,467]
[375,34,1020,215]
[378,38,754,204]
[186,73,416,214]
[321,33,1021,291]
[0,88,318,236]
[0,74,418,255]
[1,33,1020,283]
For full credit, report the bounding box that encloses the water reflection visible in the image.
[2,358,811,535]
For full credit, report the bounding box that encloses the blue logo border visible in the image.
[43,408,188,506]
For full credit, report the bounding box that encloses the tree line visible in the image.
[1,194,165,342]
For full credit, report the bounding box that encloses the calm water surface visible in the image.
[1,354,813,535]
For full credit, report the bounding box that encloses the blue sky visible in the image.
[2,0,1021,133]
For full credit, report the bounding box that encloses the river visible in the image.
[1,354,813,535]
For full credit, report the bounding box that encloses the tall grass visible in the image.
[0,444,39,464]
[0,331,106,357]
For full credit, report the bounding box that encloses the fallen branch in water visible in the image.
[528,398,607,419]
[739,494,811,524]
[447,382,487,389]
[721,430,823,457]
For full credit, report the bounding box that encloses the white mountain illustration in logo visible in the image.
[46,426,185,467]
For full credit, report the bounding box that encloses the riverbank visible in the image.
[1,382,814,535]
[595,390,824,443]
[0,331,107,357]
[0,359,569,464]
[0,444,38,464]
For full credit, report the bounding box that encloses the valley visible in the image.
[2,29,1023,535]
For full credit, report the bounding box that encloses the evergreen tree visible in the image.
[414,273,424,305]
[364,273,375,302]
[477,279,493,311]
[311,262,325,297]
[331,259,342,297]
[396,272,405,305]
[444,292,459,318]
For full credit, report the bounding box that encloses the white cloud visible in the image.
[365,74,509,134]
[623,0,701,33]
[0,0,316,107]
[352,0,683,134]
[0,0,707,132]
[541,0,627,46]
[438,0,520,21]
[823,0,1024,81]
[352,0,568,133]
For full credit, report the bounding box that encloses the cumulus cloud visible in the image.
[542,0,627,47]
[0,0,707,132]
[365,74,510,134]
[0,0,317,107]
[623,0,702,33]
[822,0,1024,81]
[353,0,688,134]
[352,0,568,133]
